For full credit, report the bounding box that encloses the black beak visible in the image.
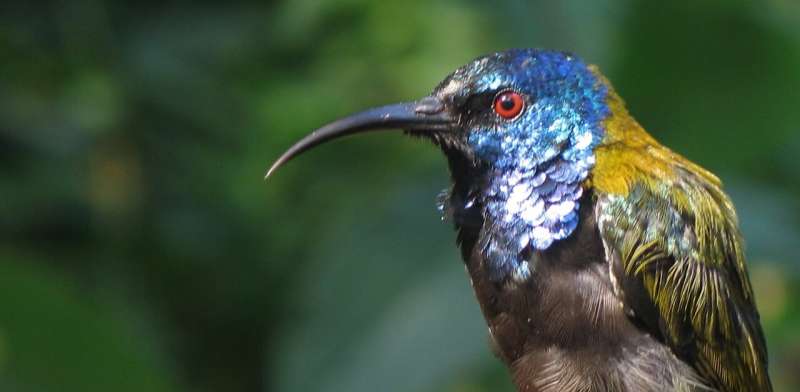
[266,96,455,178]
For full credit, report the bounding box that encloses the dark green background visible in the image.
[1,1,799,391]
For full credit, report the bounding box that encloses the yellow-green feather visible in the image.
[589,71,771,391]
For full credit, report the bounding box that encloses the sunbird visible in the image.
[268,49,771,392]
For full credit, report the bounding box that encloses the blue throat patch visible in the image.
[442,50,610,282]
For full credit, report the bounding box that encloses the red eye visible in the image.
[493,90,524,119]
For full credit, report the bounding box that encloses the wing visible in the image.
[595,171,771,392]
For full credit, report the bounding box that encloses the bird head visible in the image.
[268,49,612,280]
[267,49,609,178]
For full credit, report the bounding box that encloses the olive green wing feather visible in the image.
[595,172,771,392]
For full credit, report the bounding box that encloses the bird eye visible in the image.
[493,90,524,119]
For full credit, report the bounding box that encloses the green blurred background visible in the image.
[2,1,799,391]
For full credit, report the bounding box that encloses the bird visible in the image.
[267,49,772,392]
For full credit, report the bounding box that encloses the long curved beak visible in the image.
[266,96,455,178]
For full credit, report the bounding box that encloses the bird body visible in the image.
[268,49,771,391]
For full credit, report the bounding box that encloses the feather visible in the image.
[593,85,771,392]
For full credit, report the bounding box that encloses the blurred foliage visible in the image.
[1,0,799,391]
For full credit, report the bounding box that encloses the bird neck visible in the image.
[588,84,722,197]
[441,149,593,282]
